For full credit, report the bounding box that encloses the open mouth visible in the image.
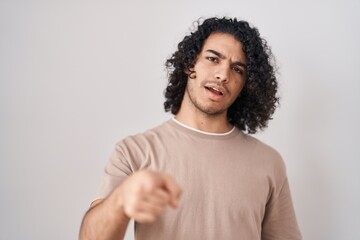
[205,86,224,96]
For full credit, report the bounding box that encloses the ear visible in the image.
[184,67,193,75]
[184,65,196,79]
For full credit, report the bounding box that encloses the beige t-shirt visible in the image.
[97,119,302,240]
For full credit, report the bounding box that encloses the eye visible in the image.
[232,66,244,75]
[206,56,218,63]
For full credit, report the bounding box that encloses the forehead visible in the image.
[201,32,246,61]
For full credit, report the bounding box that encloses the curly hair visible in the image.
[164,17,279,134]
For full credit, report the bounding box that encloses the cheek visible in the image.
[237,79,247,91]
[195,63,212,78]
[231,81,245,95]
[187,77,203,93]
[239,82,246,92]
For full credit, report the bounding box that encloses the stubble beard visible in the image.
[186,85,228,116]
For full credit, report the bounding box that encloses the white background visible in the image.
[1,0,359,239]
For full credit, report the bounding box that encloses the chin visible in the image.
[200,106,227,115]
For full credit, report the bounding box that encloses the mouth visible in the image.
[205,86,224,96]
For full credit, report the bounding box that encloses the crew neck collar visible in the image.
[171,118,236,136]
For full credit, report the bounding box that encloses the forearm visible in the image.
[79,196,130,240]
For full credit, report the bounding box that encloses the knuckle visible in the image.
[124,206,135,217]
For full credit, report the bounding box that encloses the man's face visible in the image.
[184,32,247,116]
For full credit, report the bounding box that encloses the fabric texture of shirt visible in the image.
[97,119,302,240]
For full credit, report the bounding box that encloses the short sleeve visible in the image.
[261,177,302,240]
[95,142,136,200]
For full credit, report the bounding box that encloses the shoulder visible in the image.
[114,120,173,153]
[120,120,172,142]
[241,133,286,173]
[108,121,172,171]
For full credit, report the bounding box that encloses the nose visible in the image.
[214,65,229,83]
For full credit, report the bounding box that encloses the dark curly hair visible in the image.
[164,17,279,134]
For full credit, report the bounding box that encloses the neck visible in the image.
[175,108,233,134]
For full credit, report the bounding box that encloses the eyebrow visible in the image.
[206,49,247,69]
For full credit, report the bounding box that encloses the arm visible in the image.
[261,178,302,240]
[79,197,130,240]
[79,170,182,240]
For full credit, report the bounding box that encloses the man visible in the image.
[80,17,302,240]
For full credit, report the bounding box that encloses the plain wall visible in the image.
[1,0,359,239]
